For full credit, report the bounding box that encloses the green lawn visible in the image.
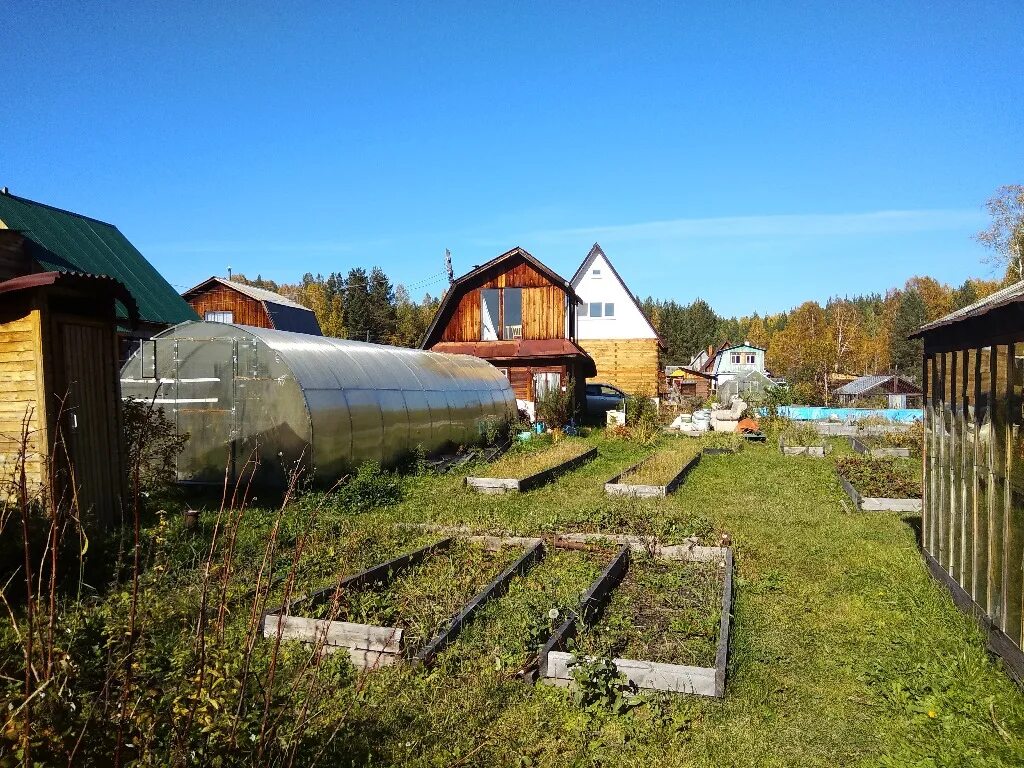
[4,431,1023,766]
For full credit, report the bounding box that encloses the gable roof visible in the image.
[571,243,661,343]
[912,279,1024,337]
[183,276,308,309]
[0,190,198,327]
[421,246,580,348]
[833,374,923,397]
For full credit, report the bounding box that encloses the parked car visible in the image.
[586,382,626,414]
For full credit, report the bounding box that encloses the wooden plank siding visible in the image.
[186,285,271,328]
[580,338,660,396]
[0,308,46,495]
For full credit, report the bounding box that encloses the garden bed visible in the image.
[262,536,543,668]
[836,456,922,512]
[537,542,733,697]
[847,433,917,458]
[604,444,702,497]
[701,432,745,455]
[779,422,827,456]
[465,439,597,494]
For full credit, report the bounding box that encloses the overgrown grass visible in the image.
[617,443,702,486]
[4,433,1024,766]
[573,552,723,666]
[474,437,592,480]
[838,456,922,499]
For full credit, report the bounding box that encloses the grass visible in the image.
[475,436,592,479]
[780,421,826,448]
[5,431,1024,766]
[837,456,922,498]
[573,552,723,667]
[617,443,702,487]
[317,539,521,648]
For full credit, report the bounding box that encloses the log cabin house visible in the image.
[571,243,663,397]
[0,188,198,358]
[182,276,322,335]
[420,247,596,414]
[0,230,133,529]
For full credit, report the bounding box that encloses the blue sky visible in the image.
[2,2,1021,316]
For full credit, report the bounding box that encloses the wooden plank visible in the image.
[989,346,1005,624]
[545,651,718,696]
[975,347,989,605]
[962,348,976,600]
[412,539,545,667]
[518,447,598,492]
[860,498,924,513]
[464,476,520,493]
[714,547,734,697]
[261,614,403,653]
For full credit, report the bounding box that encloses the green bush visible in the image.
[335,461,402,513]
[122,397,189,494]
[536,378,576,428]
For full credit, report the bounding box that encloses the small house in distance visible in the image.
[571,244,662,396]
[665,365,714,400]
[182,276,322,335]
[0,188,198,354]
[832,374,923,408]
[0,230,132,528]
[690,341,768,394]
[911,282,1024,682]
[420,246,596,412]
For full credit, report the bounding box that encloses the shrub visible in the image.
[122,397,189,494]
[335,461,402,512]
[536,378,576,428]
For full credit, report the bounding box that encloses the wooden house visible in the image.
[912,282,1024,681]
[420,247,596,413]
[0,189,198,357]
[0,230,132,529]
[182,276,322,335]
[571,244,662,396]
[666,366,714,400]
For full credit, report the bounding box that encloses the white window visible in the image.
[604,302,615,317]
[205,311,233,323]
[592,268,602,277]
[497,368,510,380]
[730,352,741,364]
[745,353,756,365]
[589,302,603,318]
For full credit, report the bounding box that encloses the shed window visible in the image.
[589,302,603,318]
[481,289,500,340]
[205,311,233,323]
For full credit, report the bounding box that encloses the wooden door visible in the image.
[56,318,125,527]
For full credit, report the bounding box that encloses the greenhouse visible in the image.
[120,321,515,486]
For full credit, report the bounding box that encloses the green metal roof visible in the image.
[0,191,198,327]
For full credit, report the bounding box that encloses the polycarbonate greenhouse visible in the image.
[120,321,516,486]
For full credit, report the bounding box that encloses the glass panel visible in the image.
[578,302,588,317]
[604,302,615,317]
[589,302,603,318]
[481,289,499,341]
[504,288,523,339]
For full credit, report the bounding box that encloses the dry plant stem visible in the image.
[17,413,35,768]
[216,447,260,640]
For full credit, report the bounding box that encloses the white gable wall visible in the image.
[573,251,657,340]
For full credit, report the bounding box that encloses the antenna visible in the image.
[445,249,454,284]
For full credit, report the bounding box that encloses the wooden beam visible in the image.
[261,614,402,653]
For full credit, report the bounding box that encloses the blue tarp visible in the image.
[767,406,923,423]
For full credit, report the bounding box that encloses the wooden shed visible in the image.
[912,282,1024,681]
[0,230,134,528]
[420,247,596,413]
[182,276,322,335]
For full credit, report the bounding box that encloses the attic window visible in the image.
[205,311,233,323]
[592,268,602,277]
[578,303,588,317]
[604,303,615,317]
[589,302,603,318]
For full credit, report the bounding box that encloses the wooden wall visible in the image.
[923,345,1024,670]
[580,338,660,396]
[187,286,270,327]
[0,231,32,282]
[440,261,566,343]
[0,301,45,495]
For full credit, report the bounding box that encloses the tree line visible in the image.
[233,267,441,347]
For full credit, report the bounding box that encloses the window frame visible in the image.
[205,310,234,324]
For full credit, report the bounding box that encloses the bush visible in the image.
[335,461,402,512]
[536,378,576,428]
[122,397,189,494]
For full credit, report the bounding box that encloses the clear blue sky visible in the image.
[2,2,1021,316]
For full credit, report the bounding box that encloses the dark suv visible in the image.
[585,383,626,414]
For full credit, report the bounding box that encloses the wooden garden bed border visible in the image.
[604,451,701,498]
[837,470,922,512]
[779,435,827,457]
[702,446,738,455]
[848,435,912,458]
[536,541,735,698]
[465,446,598,494]
[261,535,544,670]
